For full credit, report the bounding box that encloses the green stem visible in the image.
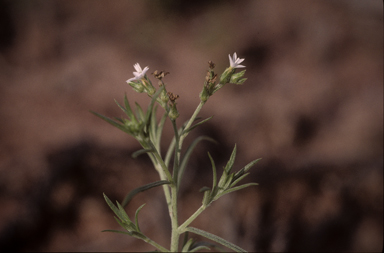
[170,184,179,251]
[135,234,170,252]
[178,205,206,232]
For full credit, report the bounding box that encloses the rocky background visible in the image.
[0,0,382,252]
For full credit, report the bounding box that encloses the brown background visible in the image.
[0,0,382,251]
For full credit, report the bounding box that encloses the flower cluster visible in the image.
[200,52,247,102]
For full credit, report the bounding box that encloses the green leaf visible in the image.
[132,148,155,158]
[115,99,131,120]
[122,180,170,207]
[224,145,237,174]
[178,136,217,186]
[145,86,164,125]
[156,112,168,149]
[189,245,212,252]
[124,94,136,121]
[199,186,211,192]
[134,203,146,232]
[135,102,145,122]
[208,152,218,197]
[90,111,131,134]
[229,173,250,188]
[234,158,261,180]
[103,193,124,221]
[216,183,258,200]
[183,116,213,135]
[116,201,132,223]
[102,229,132,236]
[185,227,247,252]
[181,238,194,252]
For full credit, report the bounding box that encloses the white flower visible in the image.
[126,63,149,83]
[228,52,245,69]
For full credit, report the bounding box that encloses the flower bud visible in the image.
[199,86,210,102]
[168,104,179,120]
[141,77,156,95]
[229,70,246,84]
[219,67,236,85]
[127,81,145,93]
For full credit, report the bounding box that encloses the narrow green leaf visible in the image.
[183,116,213,134]
[182,231,190,250]
[189,246,211,252]
[115,99,132,121]
[208,152,218,197]
[116,201,131,223]
[113,117,125,123]
[134,203,146,232]
[103,193,124,221]
[122,180,170,207]
[124,94,136,121]
[131,148,155,158]
[230,173,250,188]
[102,229,132,236]
[240,158,262,175]
[114,216,133,231]
[149,105,158,142]
[156,112,168,149]
[216,183,258,200]
[224,144,237,173]
[181,238,194,252]
[178,136,217,185]
[165,136,176,168]
[199,186,211,192]
[189,241,216,252]
[91,111,131,134]
[135,102,145,121]
[186,227,247,252]
[145,86,164,124]
[202,190,211,206]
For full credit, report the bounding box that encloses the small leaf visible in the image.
[134,203,146,232]
[91,111,132,134]
[199,186,211,192]
[124,94,136,121]
[103,193,124,221]
[135,102,145,121]
[131,148,155,158]
[230,173,250,188]
[208,152,218,197]
[185,227,247,252]
[181,238,194,252]
[155,112,168,148]
[202,190,211,206]
[116,201,132,223]
[178,136,217,185]
[183,116,213,134]
[145,86,164,125]
[122,180,170,207]
[216,183,258,200]
[224,144,237,173]
[102,229,132,236]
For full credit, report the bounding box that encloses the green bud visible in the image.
[229,70,246,84]
[168,104,179,120]
[219,67,235,85]
[142,76,156,95]
[199,86,210,102]
[128,81,145,93]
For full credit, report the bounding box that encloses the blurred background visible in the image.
[0,0,382,251]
